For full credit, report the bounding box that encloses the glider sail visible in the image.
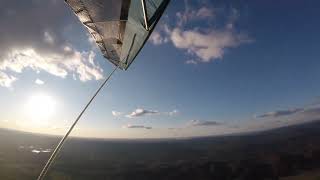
[37,1,169,179]
[65,0,170,70]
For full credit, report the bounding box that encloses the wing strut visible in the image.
[141,0,149,31]
[37,64,119,180]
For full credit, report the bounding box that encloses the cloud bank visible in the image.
[255,104,320,119]
[0,0,104,87]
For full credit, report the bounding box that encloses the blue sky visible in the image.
[0,0,320,138]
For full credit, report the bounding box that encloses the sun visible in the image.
[25,94,56,123]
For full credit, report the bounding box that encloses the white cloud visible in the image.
[44,31,54,45]
[63,46,72,52]
[0,0,104,88]
[149,2,252,64]
[167,109,179,116]
[149,31,168,45]
[196,7,214,18]
[0,48,103,87]
[114,108,179,118]
[149,23,171,45]
[123,124,152,130]
[185,59,198,65]
[112,111,123,117]
[175,2,215,27]
[125,108,179,118]
[32,149,41,154]
[126,108,159,118]
[171,27,251,62]
[86,32,96,46]
[35,78,45,85]
[0,72,16,87]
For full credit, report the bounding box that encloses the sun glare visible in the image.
[25,94,56,123]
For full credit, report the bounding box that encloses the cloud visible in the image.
[0,72,17,87]
[124,108,179,118]
[188,120,221,127]
[301,106,320,116]
[255,105,320,121]
[149,1,252,64]
[240,105,320,133]
[31,149,52,154]
[170,27,251,63]
[255,108,304,118]
[196,7,214,18]
[148,23,171,45]
[168,109,179,116]
[185,59,198,65]
[0,0,104,87]
[309,97,320,106]
[44,31,55,45]
[123,124,152,130]
[35,78,45,85]
[112,111,122,117]
[126,108,159,118]
[149,31,168,45]
[176,1,215,27]
[0,48,103,83]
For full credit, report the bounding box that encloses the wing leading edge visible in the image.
[65,0,170,70]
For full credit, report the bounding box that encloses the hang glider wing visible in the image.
[65,0,170,70]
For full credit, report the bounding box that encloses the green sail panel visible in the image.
[65,0,170,70]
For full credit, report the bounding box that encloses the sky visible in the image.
[0,0,320,139]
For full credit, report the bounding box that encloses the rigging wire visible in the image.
[37,64,119,180]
